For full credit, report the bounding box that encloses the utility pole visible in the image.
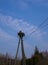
[14,31,26,65]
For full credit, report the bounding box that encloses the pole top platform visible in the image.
[18,31,25,39]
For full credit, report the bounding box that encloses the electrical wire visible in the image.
[30,17,48,35]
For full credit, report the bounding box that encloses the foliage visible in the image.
[31,46,43,65]
[0,46,46,65]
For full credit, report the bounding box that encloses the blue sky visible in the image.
[0,0,48,58]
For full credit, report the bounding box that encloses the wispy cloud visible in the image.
[0,28,17,42]
[0,13,46,40]
[0,13,48,48]
[0,13,48,57]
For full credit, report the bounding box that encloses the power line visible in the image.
[38,17,48,28]
[39,23,48,30]
[30,17,48,35]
